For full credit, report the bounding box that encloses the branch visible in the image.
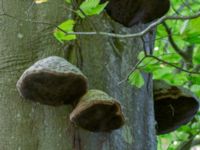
[118,54,200,84]
[162,22,189,61]
[118,56,146,85]
[177,136,200,150]
[147,55,199,74]
[67,11,200,38]
[1,10,200,38]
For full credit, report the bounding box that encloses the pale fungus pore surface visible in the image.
[153,80,200,135]
[70,90,125,132]
[16,56,88,106]
[100,0,170,27]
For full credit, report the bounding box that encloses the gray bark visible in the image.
[0,0,156,150]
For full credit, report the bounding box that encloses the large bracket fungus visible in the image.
[153,80,199,135]
[101,0,170,27]
[16,56,87,106]
[70,90,125,132]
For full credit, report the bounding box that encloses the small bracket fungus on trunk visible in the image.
[70,90,125,132]
[101,0,170,27]
[153,80,199,135]
[16,56,88,106]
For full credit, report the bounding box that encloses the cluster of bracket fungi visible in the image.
[17,56,125,132]
[17,56,199,134]
[14,0,199,137]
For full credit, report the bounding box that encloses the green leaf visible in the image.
[53,20,76,42]
[181,18,200,44]
[190,84,200,97]
[183,33,200,44]
[188,74,200,85]
[161,53,181,63]
[137,51,145,60]
[152,66,174,78]
[128,70,145,88]
[154,72,188,86]
[140,57,158,66]
[193,46,200,64]
[77,0,108,18]
[65,0,71,3]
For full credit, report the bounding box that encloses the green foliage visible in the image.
[77,0,108,18]
[131,0,200,94]
[193,46,200,64]
[158,115,200,150]
[181,18,200,44]
[53,20,76,43]
[126,0,200,148]
[65,0,71,4]
[54,0,107,42]
[154,0,200,150]
[191,84,200,97]
[128,70,145,88]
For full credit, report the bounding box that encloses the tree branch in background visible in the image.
[162,22,191,62]
[171,0,192,15]
[162,21,195,70]
[184,45,194,68]
[118,54,200,85]
[66,11,200,38]
[177,136,200,150]
[147,55,199,74]
[118,56,146,85]
[1,5,200,39]
[162,22,186,57]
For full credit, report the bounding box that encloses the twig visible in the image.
[1,10,200,38]
[66,11,200,38]
[146,55,200,74]
[162,22,189,61]
[118,54,200,85]
[118,56,146,85]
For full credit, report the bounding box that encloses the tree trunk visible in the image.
[0,0,156,150]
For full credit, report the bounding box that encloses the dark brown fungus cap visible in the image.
[154,80,199,135]
[16,56,87,106]
[101,0,170,27]
[70,90,125,132]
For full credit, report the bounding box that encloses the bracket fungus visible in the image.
[153,80,199,135]
[70,90,125,132]
[16,56,87,106]
[101,0,170,27]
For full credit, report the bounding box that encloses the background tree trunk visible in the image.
[0,0,156,149]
